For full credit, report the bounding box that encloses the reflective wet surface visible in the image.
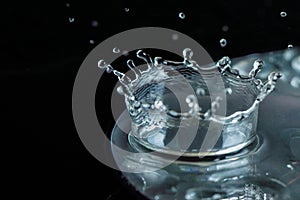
[111,48,300,199]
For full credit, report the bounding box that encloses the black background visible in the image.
[3,0,300,199]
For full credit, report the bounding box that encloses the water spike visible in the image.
[257,71,281,101]
[217,56,231,74]
[249,59,264,78]
[136,50,153,71]
[183,48,193,61]
[127,59,140,80]
[154,57,164,68]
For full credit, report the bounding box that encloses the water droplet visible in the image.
[288,44,293,49]
[89,40,94,44]
[286,164,294,170]
[125,8,130,12]
[222,25,229,32]
[113,47,120,54]
[98,60,107,69]
[220,38,227,47]
[290,76,300,88]
[117,86,124,95]
[291,55,300,73]
[265,172,269,176]
[91,20,99,27]
[249,59,264,78]
[179,12,185,19]
[122,50,129,56]
[280,11,287,17]
[69,17,75,23]
[106,65,113,73]
[183,48,193,61]
[225,88,232,95]
[65,3,70,7]
[172,33,179,40]
[196,88,205,96]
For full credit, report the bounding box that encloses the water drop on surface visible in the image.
[113,47,120,54]
[220,38,227,47]
[179,12,185,19]
[91,20,99,27]
[69,17,75,23]
[125,8,130,12]
[222,25,229,32]
[280,11,287,17]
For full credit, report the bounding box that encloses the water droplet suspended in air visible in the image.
[222,25,229,32]
[125,8,130,12]
[98,60,107,69]
[91,20,99,27]
[69,17,75,23]
[106,65,113,73]
[220,38,227,47]
[172,34,179,40]
[113,47,120,54]
[89,40,94,44]
[290,76,300,88]
[280,11,287,17]
[288,44,293,49]
[179,12,185,19]
[66,3,70,7]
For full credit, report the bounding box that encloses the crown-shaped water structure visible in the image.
[98,49,281,157]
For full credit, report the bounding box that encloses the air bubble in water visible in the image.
[179,12,185,19]
[280,11,287,17]
[288,44,293,49]
[220,38,227,47]
[91,20,99,27]
[69,17,75,23]
[125,8,130,12]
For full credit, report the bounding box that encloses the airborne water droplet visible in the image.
[98,60,107,69]
[91,20,99,27]
[89,40,95,44]
[113,47,120,54]
[288,44,293,49]
[69,17,75,23]
[125,8,130,12]
[172,33,179,40]
[280,11,287,17]
[106,65,113,73]
[220,38,227,47]
[222,25,229,32]
[179,12,185,19]
[66,3,70,7]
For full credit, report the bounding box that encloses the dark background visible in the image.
[2,0,300,199]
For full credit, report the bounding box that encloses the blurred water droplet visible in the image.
[91,20,99,27]
[220,38,227,47]
[89,40,94,44]
[66,3,70,7]
[69,17,75,23]
[286,164,294,170]
[280,11,287,17]
[290,76,300,88]
[113,47,120,54]
[288,44,293,49]
[98,60,107,69]
[225,88,232,95]
[291,55,300,73]
[122,50,129,56]
[179,12,185,19]
[125,8,130,12]
[172,33,179,40]
[222,25,229,32]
